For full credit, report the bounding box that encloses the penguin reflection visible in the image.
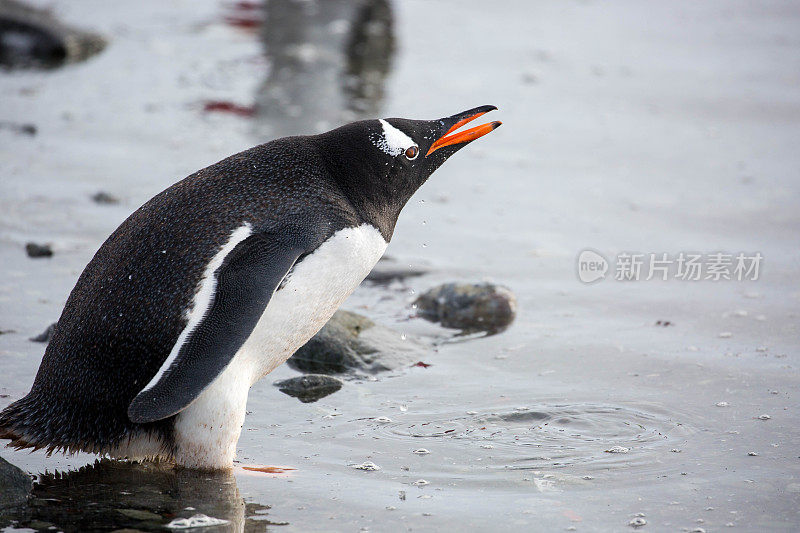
[256,0,394,138]
[1,460,278,532]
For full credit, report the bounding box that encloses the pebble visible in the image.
[747,452,758,456]
[273,374,343,403]
[412,479,429,486]
[91,191,120,204]
[25,242,53,258]
[412,448,430,455]
[716,402,729,407]
[757,414,771,420]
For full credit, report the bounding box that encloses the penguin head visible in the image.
[314,105,501,238]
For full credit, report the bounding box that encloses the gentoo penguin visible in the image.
[0,105,501,469]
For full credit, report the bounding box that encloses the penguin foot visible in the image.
[237,464,296,475]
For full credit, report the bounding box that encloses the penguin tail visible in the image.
[0,394,56,453]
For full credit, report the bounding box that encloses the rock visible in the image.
[0,456,32,510]
[0,0,107,70]
[30,322,56,343]
[365,256,428,284]
[92,191,120,205]
[24,242,52,258]
[288,310,427,374]
[413,282,517,333]
[274,374,343,403]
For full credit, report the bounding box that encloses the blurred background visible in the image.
[1,0,799,531]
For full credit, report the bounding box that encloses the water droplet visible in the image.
[466,410,478,415]
[628,517,647,528]
[480,444,494,449]
[716,401,729,407]
[412,479,429,486]
[757,414,771,420]
[719,332,733,338]
[351,461,381,471]
[374,416,392,424]
[413,448,430,455]
[605,445,630,454]
[166,514,229,529]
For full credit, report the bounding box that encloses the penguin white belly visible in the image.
[172,223,387,468]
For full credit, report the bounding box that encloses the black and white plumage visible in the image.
[0,106,501,469]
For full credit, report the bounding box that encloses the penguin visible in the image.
[0,105,501,469]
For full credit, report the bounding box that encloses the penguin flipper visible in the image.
[127,232,304,424]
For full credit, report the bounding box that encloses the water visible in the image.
[1,0,799,531]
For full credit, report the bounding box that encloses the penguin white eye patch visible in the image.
[373,119,417,157]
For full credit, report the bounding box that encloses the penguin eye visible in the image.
[404,146,419,160]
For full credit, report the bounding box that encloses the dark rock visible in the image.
[0,0,107,70]
[365,256,428,284]
[414,282,517,333]
[91,191,120,205]
[24,242,52,258]
[0,456,32,510]
[0,121,36,135]
[29,322,56,343]
[288,310,427,374]
[274,374,343,403]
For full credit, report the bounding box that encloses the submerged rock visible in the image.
[0,121,36,136]
[0,0,107,70]
[24,242,52,258]
[29,322,56,343]
[0,456,32,510]
[413,282,517,333]
[365,256,428,285]
[274,374,343,403]
[288,310,426,374]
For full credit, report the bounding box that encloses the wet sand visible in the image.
[1,0,799,531]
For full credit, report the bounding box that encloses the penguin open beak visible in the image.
[426,105,502,156]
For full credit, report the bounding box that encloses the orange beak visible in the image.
[426,108,502,156]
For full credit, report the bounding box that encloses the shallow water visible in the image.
[1,0,799,531]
